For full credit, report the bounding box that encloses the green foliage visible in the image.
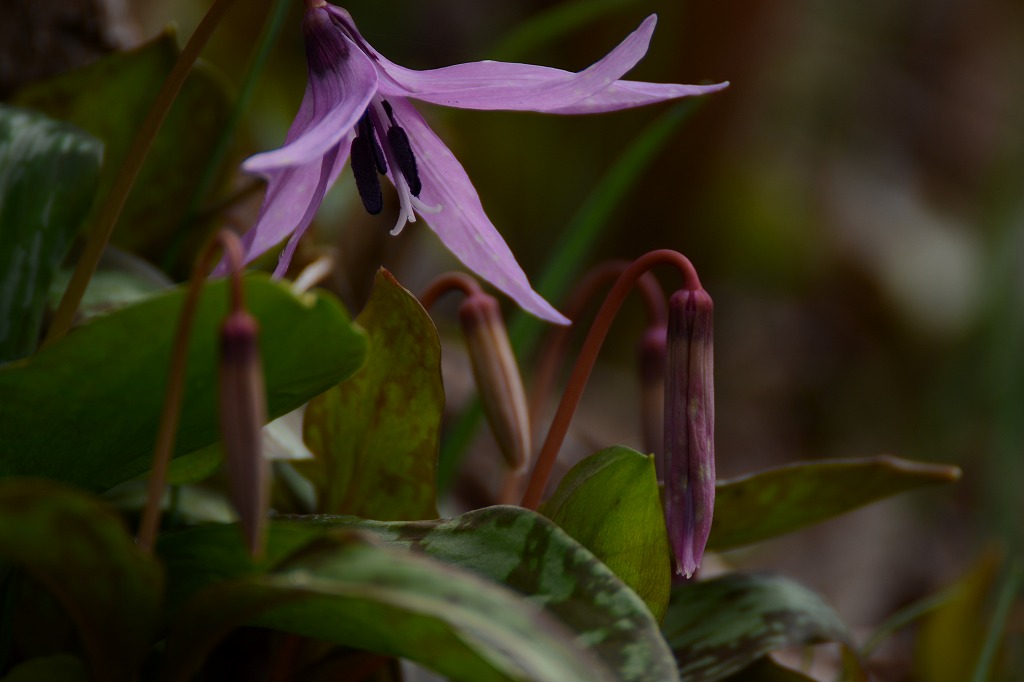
[0,106,102,362]
[0,480,161,682]
[303,505,680,682]
[915,551,1003,682]
[12,32,231,266]
[160,531,613,682]
[540,446,671,623]
[301,269,442,520]
[709,456,962,552]
[0,276,366,491]
[663,573,856,682]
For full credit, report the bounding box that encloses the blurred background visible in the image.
[4,0,1023,677]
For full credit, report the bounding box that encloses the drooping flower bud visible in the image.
[219,309,269,558]
[662,287,714,578]
[459,292,531,473]
[638,324,667,462]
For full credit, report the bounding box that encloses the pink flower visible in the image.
[225,2,727,323]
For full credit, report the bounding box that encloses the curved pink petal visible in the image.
[549,80,729,114]
[330,6,659,113]
[242,8,377,174]
[213,137,352,276]
[386,98,568,324]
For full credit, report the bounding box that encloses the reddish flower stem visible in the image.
[528,260,667,425]
[520,250,700,510]
[137,231,245,553]
[418,272,484,310]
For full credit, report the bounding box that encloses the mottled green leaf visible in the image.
[12,32,231,264]
[159,531,613,682]
[0,480,162,682]
[302,268,441,520]
[663,573,853,682]
[0,276,367,491]
[1,654,88,681]
[710,456,961,551]
[540,446,671,622]
[306,505,680,682]
[0,106,102,362]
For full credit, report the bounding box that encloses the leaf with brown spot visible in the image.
[302,268,442,520]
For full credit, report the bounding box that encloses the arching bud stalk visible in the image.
[459,293,531,475]
[663,288,714,578]
[219,307,269,558]
[638,324,667,462]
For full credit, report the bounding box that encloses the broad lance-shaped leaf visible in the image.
[709,455,961,552]
[0,105,102,362]
[158,531,613,682]
[663,573,857,682]
[306,506,680,682]
[0,479,162,682]
[0,276,367,492]
[13,32,231,267]
[539,446,671,623]
[302,268,441,520]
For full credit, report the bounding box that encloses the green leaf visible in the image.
[159,532,613,682]
[662,573,854,682]
[0,276,367,491]
[12,32,231,265]
[0,106,102,362]
[302,269,441,520]
[1,655,88,682]
[915,550,1002,682]
[0,479,162,682]
[306,506,680,682]
[539,446,671,622]
[709,456,962,551]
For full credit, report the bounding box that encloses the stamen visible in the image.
[350,133,383,215]
[381,100,422,197]
[358,111,387,175]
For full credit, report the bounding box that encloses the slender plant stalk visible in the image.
[419,272,485,310]
[528,260,666,424]
[163,0,291,271]
[521,250,700,509]
[43,0,240,349]
[436,102,698,490]
[970,560,1022,682]
[137,231,244,553]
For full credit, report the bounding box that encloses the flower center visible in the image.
[349,98,422,219]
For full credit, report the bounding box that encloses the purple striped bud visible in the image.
[219,310,269,558]
[459,293,531,473]
[663,288,714,578]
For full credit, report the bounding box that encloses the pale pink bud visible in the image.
[662,288,714,578]
[459,293,531,472]
[219,310,269,557]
